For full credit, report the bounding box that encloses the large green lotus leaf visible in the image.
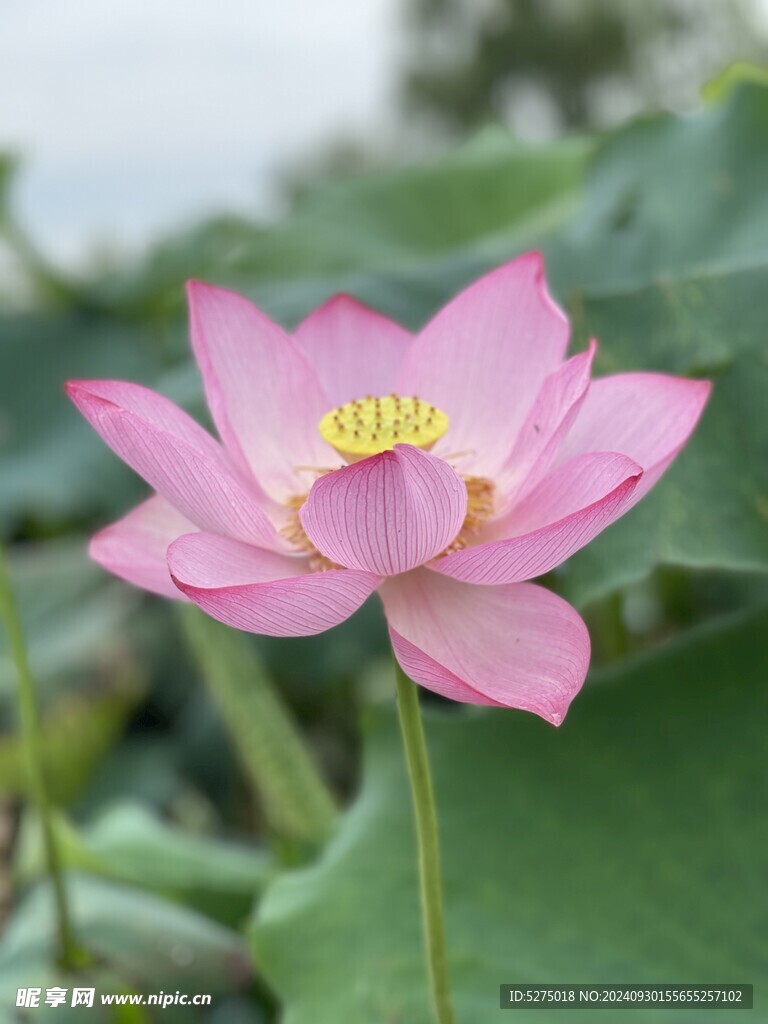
[550,80,768,293]
[564,260,768,377]
[251,605,768,1023]
[543,80,768,385]
[556,351,768,608]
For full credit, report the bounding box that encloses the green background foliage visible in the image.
[253,606,768,1023]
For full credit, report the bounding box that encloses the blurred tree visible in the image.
[401,0,768,135]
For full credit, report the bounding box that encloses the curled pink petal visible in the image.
[496,340,596,507]
[187,281,336,501]
[397,253,569,477]
[66,380,286,550]
[381,569,590,724]
[433,451,641,584]
[69,379,223,459]
[90,495,194,599]
[556,373,711,503]
[169,532,380,637]
[388,629,505,706]
[294,294,411,406]
[299,444,467,576]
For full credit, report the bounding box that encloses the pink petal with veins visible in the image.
[169,531,380,636]
[90,494,194,599]
[66,380,286,550]
[433,451,641,584]
[187,281,336,501]
[556,373,711,503]
[295,293,411,406]
[300,444,467,575]
[496,340,596,508]
[382,569,590,724]
[397,253,570,478]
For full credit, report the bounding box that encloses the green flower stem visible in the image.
[394,659,455,1024]
[0,544,79,968]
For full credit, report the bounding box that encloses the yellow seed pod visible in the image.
[318,394,449,462]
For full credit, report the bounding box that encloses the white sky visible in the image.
[0,0,399,264]
[3,0,768,267]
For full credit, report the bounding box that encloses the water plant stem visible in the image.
[394,659,455,1024]
[0,544,79,968]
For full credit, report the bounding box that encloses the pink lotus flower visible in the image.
[67,254,709,725]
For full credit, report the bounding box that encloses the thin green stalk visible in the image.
[0,544,79,968]
[394,660,455,1024]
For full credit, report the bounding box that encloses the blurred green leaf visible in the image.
[178,607,337,847]
[0,541,138,700]
[0,874,251,1019]
[0,315,169,530]
[0,154,16,227]
[208,998,269,1024]
[0,683,143,804]
[548,84,768,380]
[252,604,768,1023]
[551,81,768,294]
[255,595,388,692]
[17,803,272,928]
[94,132,590,326]
[73,737,189,818]
[702,62,768,104]
[0,541,145,800]
[565,260,768,377]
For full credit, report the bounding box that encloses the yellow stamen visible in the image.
[442,476,496,554]
[318,394,449,462]
[282,494,342,570]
